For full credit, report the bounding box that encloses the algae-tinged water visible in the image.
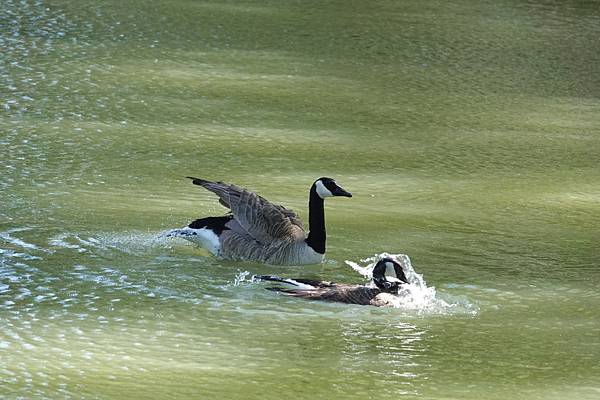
[1,0,599,398]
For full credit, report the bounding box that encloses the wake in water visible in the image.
[48,231,175,256]
[345,253,477,314]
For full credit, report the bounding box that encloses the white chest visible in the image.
[179,227,221,255]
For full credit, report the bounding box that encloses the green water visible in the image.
[2,0,600,398]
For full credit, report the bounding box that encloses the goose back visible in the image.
[279,284,383,305]
[219,230,324,265]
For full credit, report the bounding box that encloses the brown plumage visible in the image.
[275,281,391,306]
[256,257,409,307]
[188,177,306,244]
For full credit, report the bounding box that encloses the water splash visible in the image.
[346,253,478,314]
[232,270,251,286]
[0,228,53,254]
[48,231,173,256]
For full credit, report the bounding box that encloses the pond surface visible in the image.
[1,0,599,398]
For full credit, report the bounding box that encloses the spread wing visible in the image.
[187,177,305,243]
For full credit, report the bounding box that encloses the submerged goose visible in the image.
[164,177,352,265]
[256,257,409,306]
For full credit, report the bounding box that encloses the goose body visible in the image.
[256,257,409,307]
[164,177,351,265]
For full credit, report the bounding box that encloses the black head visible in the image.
[372,257,409,292]
[313,177,352,199]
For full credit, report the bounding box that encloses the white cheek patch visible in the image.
[385,262,398,280]
[315,180,334,198]
[386,276,403,283]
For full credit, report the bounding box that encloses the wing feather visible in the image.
[187,177,305,243]
[282,286,381,305]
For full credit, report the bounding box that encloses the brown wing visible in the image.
[187,177,305,243]
[271,204,304,229]
[282,285,381,306]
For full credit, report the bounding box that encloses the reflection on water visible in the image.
[339,320,427,397]
[2,226,598,399]
[1,0,94,119]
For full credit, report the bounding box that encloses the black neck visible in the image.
[305,187,326,254]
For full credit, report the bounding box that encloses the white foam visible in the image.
[345,253,478,314]
[0,228,52,254]
[48,231,174,256]
[161,227,220,255]
[232,270,251,286]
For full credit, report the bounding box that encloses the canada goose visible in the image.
[164,177,352,265]
[255,257,409,306]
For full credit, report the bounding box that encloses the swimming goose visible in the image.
[256,257,409,306]
[164,177,352,265]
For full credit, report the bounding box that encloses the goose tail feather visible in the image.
[186,176,211,186]
[254,275,317,290]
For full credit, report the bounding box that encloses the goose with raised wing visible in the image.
[255,257,409,306]
[164,177,352,265]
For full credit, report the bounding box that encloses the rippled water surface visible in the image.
[2,0,600,398]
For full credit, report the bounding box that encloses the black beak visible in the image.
[333,187,352,197]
